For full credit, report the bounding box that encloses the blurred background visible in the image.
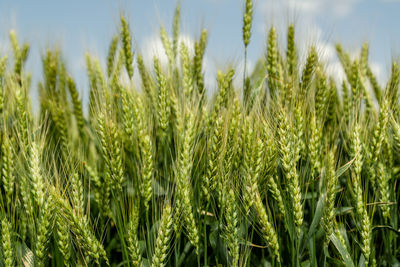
[0,0,399,101]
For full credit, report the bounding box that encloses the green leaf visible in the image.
[15,242,34,267]
[372,225,400,236]
[335,158,355,179]
[142,258,151,267]
[335,206,354,216]
[209,222,219,249]
[358,254,366,267]
[301,260,311,267]
[329,232,355,267]
[153,179,167,196]
[306,193,326,241]
[302,192,318,200]
[283,196,296,242]
[300,192,325,255]
[337,223,351,251]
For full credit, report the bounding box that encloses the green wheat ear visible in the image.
[286,24,298,77]
[300,46,317,96]
[120,15,134,79]
[67,76,85,132]
[242,0,253,104]
[106,35,119,77]
[9,30,30,78]
[1,216,14,267]
[175,111,200,254]
[180,42,194,99]
[352,124,373,266]
[152,203,173,267]
[387,62,399,109]
[56,213,71,266]
[154,57,170,136]
[278,110,303,236]
[253,190,280,261]
[127,205,142,266]
[223,188,239,267]
[266,26,280,98]
[193,29,207,96]
[322,150,338,238]
[160,26,174,66]
[172,3,181,59]
[1,133,15,207]
[36,199,55,267]
[242,0,253,48]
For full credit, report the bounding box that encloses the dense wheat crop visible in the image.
[0,1,399,266]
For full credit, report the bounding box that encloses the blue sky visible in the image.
[0,0,399,99]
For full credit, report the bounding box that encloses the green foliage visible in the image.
[0,4,399,267]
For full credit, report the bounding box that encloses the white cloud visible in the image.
[139,33,219,92]
[232,58,254,89]
[276,0,360,18]
[140,33,195,68]
[258,0,361,44]
[370,61,385,85]
[325,61,346,83]
[316,42,336,62]
[139,32,258,95]
[285,0,323,14]
[141,35,169,68]
[331,0,360,17]
[259,0,365,86]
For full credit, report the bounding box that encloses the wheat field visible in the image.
[0,1,399,266]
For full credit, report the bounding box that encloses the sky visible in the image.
[0,0,399,101]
